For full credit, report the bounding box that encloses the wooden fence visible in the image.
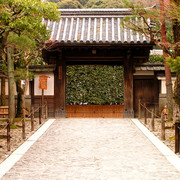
[66,105,124,118]
[0,103,48,151]
[0,106,8,118]
[138,100,167,139]
[138,99,180,154]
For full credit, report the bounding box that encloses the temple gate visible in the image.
[42,9,154,118]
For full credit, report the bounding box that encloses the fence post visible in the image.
[31,106,34,131]
[175,122,180,153]
[144,103,147,124]
[22,108,26,140]
[138,99,141,119]
[41,89,44,118]
[7,118,10,151]
[151,109,155,131]
[161,113,165,140]
[39,107,42,124]
[45,103,48,119]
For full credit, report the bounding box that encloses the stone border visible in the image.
[131,118,180,172]
[0,119,56,179]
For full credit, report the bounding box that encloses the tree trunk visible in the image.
[7,47,15,124]
[21,65,29,119]
[164,59,173,121]
[1,77,6,106]
[171,0,180,122]
[0,33,8,106]
[16,80,24,117]
[159,0,173,121]
[173,75,180,123]
[24,65,29,99]
[172,0,180,57]
[173,75,180,107]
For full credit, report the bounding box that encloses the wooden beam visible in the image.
[67,61,124,66]
[66,57,125,60]
[54,52,66,117]
[30,79,34,107]
[123,50,134,118]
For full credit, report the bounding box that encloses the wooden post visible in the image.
[45,102,48,119]
[30,79,34,130]
[161,113,165,140]
[42,89,44,118]
[31,106,34,131]
[7,47,15,124]
[151,109,154,131]
[138,99,141,119]
[175,122,180,153]
[7,118,10,151]
[22,108,26,140]
[123,50,134,118]
[144,103,147,124]
[39,107,42,124]
[54,52,66,117]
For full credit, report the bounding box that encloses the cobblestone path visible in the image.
[2,118,180,180]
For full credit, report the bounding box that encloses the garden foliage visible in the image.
[66,65,124,105]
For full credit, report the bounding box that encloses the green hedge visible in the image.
[149,55,164,63]
[66,65,124,105]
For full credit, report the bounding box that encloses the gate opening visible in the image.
[66,65,124,118]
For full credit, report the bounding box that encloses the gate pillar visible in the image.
[123,52,134,118]
[54,52,66,117]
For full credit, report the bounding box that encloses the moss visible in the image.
[14,118,29,122]
[169,136,175,141]
[0,119,8,122]
[10,124,18,129]
[14,118,23,122]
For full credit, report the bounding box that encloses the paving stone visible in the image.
[1,118,180,180]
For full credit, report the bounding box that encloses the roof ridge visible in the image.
[58,8,130,12]
[58,9,131,16]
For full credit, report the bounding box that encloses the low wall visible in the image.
[66,105,124,118]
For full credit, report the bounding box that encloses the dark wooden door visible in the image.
[134,78,159,117]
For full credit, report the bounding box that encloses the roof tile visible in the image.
[45,9,151,44]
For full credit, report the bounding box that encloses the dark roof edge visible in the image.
[28,65,56,72]
[58,6,156,16]
[135,63,164,66]
[45,40,154,47]
[58,8,131,16]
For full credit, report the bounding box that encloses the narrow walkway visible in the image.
[1,118,180,179]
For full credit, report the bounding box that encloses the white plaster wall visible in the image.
[150,49,163,55]
[0,79,16,95]
[158,77,176,94]
[0,79,30,96]
[23,81,30,96]
[34,72,54,96]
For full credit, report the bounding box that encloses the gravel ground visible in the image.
[0,118,48,164]
[138,117,180,158]
[1,118,180,180]
[0,117,179,165]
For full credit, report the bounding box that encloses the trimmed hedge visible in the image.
[66,65,124,105]
[149,55,164,63]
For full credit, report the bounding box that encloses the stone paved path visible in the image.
[1,118,180,180]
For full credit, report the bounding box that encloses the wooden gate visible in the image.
[66,105,124,118]
[133,78,159,117]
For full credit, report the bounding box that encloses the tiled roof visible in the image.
[44,9,151,44]
[135,63,165,71]
[28,65,56,72]
[28,64,165,72]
